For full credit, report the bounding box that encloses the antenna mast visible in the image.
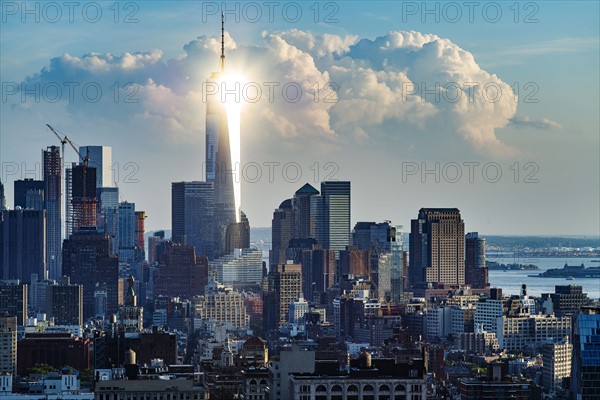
[220,11,225,72]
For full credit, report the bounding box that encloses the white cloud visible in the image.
[509,115,563,130]
[16,29,545,155]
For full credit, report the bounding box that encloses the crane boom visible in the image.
[46,124,89,166]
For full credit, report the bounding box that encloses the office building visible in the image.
[225,210,250,254]
[292,183,320,240]
[46,277,83,326]
[317,181,351,252]
[155,243,208,299]
[0,281,28,325]
[542,336,572,389]
[288,356,427,400]
[14,178,44,210]
[62,231,118,318]
[148,231,167,265]
[210,247,262,286]
[497,313,571,352]
[0,208,46,282]
[79,145,113,188]
[546,285,589,318]
[465,232,488,288]
[205,32,239,261]
[172,181,215,259]
[409,208,465,287]
[97,186,119,255]
[0,181,5,210]
[271,199,293,265]
[570,306,600,400]
[43,146,62,279]
[264,263,302,329]
[192,281,249,330]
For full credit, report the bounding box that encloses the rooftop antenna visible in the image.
[220,10,225,72]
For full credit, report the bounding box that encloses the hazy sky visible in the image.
[1,1,598,235]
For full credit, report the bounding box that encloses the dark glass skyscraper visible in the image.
[172,181,215,259]
[465,231,488,289]
[204,16,241,259]
[0,209,46,282]
[43,146,62,279]
[14,179,44,210]
[271,199,293,265]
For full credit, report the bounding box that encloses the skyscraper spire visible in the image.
[220,11,225,72]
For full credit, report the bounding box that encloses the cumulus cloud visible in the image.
[509,115,563,130]
[15,29,548,154]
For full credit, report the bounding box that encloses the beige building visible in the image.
[542,336,572,389]
[0,315,17,374]
[268,263,302,327]
[193,283,249,330]
[498,314,571,352]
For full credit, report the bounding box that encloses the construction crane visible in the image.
[46,124,92,235]
[46,124,89,167]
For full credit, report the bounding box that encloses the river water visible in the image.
[488,257,600,299]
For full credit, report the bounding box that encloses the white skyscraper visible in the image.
[79,146,113,188]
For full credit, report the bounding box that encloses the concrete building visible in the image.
[62,231,118,319]
[0,315,17,374]
[0,281,28,325]
[46,278,83,326]
[264,263,302,329]
[542,336,572,389]
[17,332,90,375]
[267,345,316,400]
[474,298,504,334]
[192,281,249,330]
[409,208,465,287]
[210,247,263,286]
[155,243,208,299]
[288,355,427,400]
[497,313,571,352]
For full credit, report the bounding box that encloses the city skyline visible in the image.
[1,2,599,237]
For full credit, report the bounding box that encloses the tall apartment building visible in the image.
[0,281,28,325]
[264,263,302,329]
[409,208,465,287]
[474,297,504,334]
[43,146,62,280]
[542,336,572,389]
[46,278,83,326]
[0,315,17,374]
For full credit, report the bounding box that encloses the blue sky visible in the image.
[1,1,599,235]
